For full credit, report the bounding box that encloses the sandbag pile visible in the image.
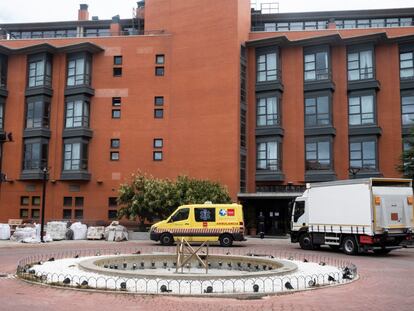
[104,221,128,242]
[87,226,105,240]
[70,222,87,240]
[46,221,67,240]
[0,224,11,240]
[10,226,37,242]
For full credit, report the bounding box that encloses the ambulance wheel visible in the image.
[160,233,174,246]
[219,234,233,247]
[342,236,358,255]
[299,233,313,250]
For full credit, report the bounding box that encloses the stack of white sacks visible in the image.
[0,224,11,240]
[70,222,88,240]
[46,221,68,240]
[104,221,128,242]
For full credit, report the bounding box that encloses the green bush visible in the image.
[117,173,231,226]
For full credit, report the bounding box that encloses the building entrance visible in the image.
[239,197,295,236]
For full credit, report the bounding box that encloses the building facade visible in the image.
[0,0,413,235]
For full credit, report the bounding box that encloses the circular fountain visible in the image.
[17,247,357,296]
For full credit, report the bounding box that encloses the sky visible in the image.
[0,0,413,23]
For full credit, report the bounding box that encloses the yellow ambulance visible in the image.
[149,202,245,246]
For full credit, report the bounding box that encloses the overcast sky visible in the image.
[0,0,413,23]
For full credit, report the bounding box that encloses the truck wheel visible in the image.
[299,233,313,250]
[160,233,174,246]
[219,234,233,247]
[373,249,392,255]
[342,236,358,255]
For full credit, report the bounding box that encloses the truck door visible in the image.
[372,186,412,231]
[291,200,307,231]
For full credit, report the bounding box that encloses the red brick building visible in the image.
[0,1,413,235]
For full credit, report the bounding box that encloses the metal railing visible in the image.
[16,246,357,296]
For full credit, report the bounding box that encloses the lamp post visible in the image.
[40,166,49,243]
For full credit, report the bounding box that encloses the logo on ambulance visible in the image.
[227,209,235,216]
[219,209,227,216]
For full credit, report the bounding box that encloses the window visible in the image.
[108,210,118,219]
[400,51,414,80]
[20,209,29,218]
[153,151,163,161]
[27,54,52,87]
[293,201,305,222]
[305,94,330,127]
[112,109,121,119]
[23,139,48,170]
[349,139,377,171]
[63,197,72,207]
[154,96,164,106]
[84,28,110,37]
[257,140,279,171]
[63,141,88,171]
[25,99,50,129]
[349,93,375,126]
[402,94,414,126]
[304,49,329,81]
[108,197,117,207]
[31,209,40,219]
[110,151,119,161]
[0,101,3,130]
[154,109,163,119]
[74,209,83,219]
[155,67,164,76]
[32,196,41,206]
[0,55,7,87]
[113,56,122,65]
[195,208,216,222]
[170,208,189,222]
[305,139,332,170]
[264,23,276,31]
[63,209,72,219]
[153,138,163,148]
[348,49,374,81]
[256,94,279,126]
[67,53,91,86]
[20,196,30,206]
[65,99,89,128]
[256,49,278,82]
[113,67,122,77]
[75,197,84,208]
[156,54,165,64]
[111,139,120,148]
[112,97,121,106]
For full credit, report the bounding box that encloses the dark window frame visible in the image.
[110,139,120,149]
[22,137,49,171]
[113,67,122,77]
[304,46,331,82]
[154,108,164,119]
[256,92,281,127]
[66,52,92,87]
[156,54,165,64]
[256,46,279,83]
[304,91,332,127]
[20,209,29,218]
[155,66,164,76]
[112,97,121,106]
[112,109,121,119]
[110,151,120,161]
[400,44,414,81]
[154,96,164,106]
[349,136,378,172]
[27,53,52,88]
[31,196,41,206]
[401,90,414,127]
[305,136,333,171]
[74,197,84,208]
[153,151,163,161]
[113,56,123,65]
[64,95,90,129]
[20,196,30,206]
[256,137,282,172]
[348,90,377,127]
[0,54,8,88]
[347,45,375,81]
[153,138,163,148]
[63,196,72,207]
[62,138,89,172]
[25,95,50,129]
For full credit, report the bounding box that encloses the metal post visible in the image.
[40,167,48,243]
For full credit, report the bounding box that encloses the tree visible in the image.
[398,127,414,179]
[117,172,232,227]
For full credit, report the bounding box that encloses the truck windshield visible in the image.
[170,208,189,222]
[293,201,305,222]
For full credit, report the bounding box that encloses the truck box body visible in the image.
[291,178,414,254]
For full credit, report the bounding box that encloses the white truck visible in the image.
[290,178,414,255]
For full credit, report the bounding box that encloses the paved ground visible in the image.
[0,238,413,311]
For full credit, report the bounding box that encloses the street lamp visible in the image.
[40,166,49,243]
